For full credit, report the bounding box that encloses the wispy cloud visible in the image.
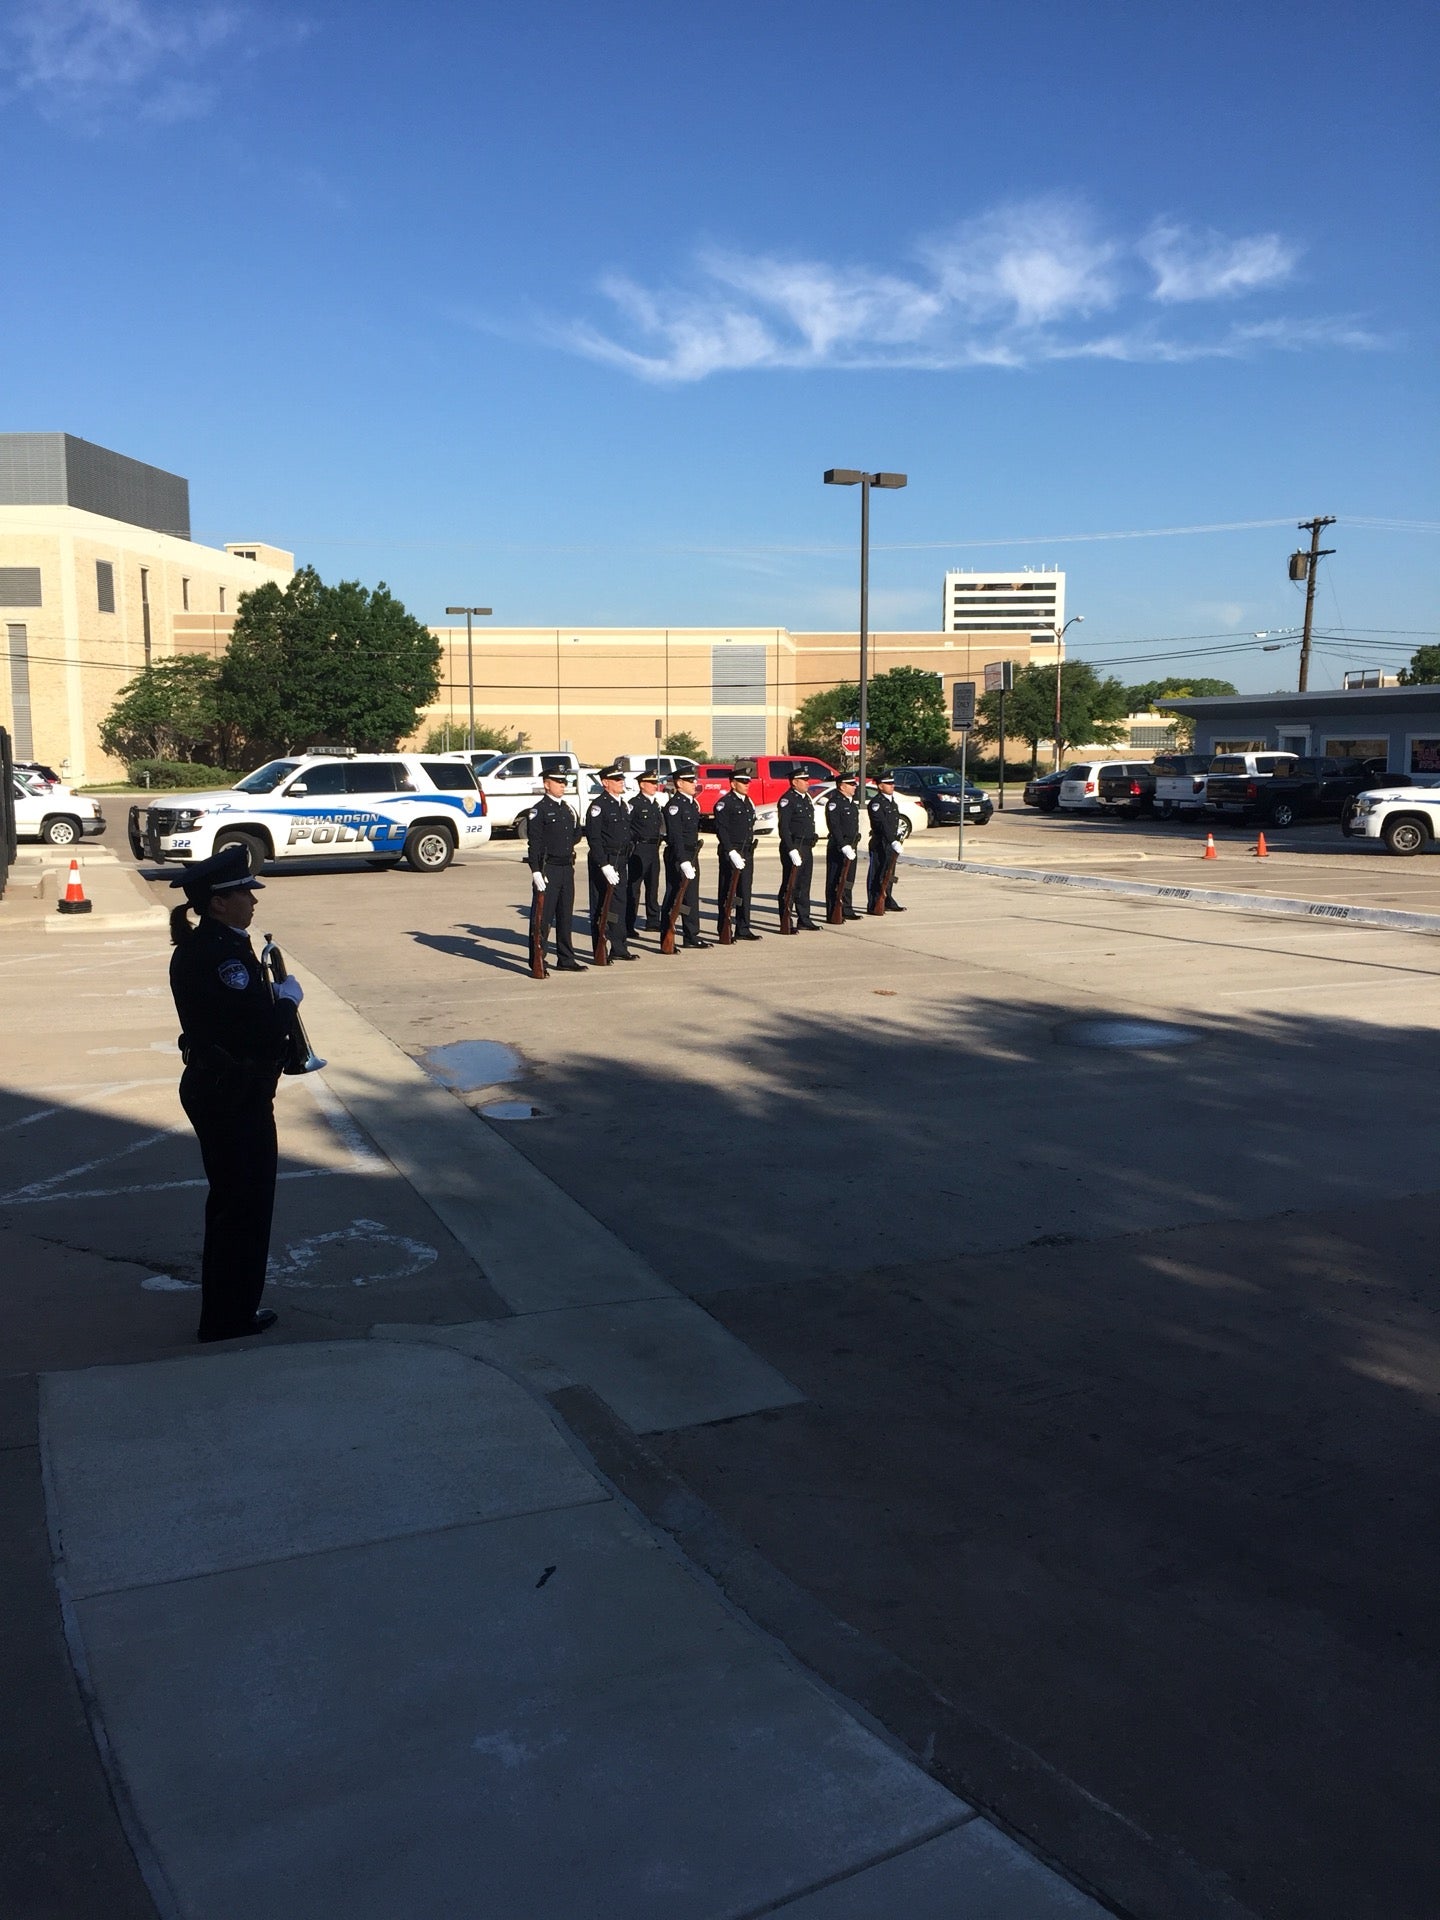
[1140,222,1299,302]
[1,0,246,128]
[545,196,1377,383]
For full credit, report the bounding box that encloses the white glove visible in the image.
[601,864,620,886]
[531,870,547,893]
[891,841,904,854]
[274,976,303,1006]
[788,849,802,868]
[728,849,745,870]
[681,860,696,880]
[841,845,856,861]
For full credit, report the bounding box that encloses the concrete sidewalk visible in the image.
[5,911,1110,1918]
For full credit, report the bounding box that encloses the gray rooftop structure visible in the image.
[1160,682,1440,774]
[0,433,190,539]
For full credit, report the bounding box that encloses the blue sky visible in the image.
[3,0,1436,692]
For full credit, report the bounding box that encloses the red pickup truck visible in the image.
[695,754,838,818]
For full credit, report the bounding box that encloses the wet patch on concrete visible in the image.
[418,1039,523,1092]
[1055,1017,1201,1049]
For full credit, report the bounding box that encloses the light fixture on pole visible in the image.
[444,606,492,751]
[1048,615,1083,770]
[823,470,907,797]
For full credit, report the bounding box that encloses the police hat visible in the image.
[876,770,896,784]
[836,770,858,785]
[673,768,698,782]
[789,767,811,780]
[637,769,659,784]
[730,768,751,784]
[168,842,264,908]
[540,766,568,782]
[598,765,624,781]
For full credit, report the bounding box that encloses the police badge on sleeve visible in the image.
[218,961,251,990]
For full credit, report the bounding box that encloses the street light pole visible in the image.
[824,470,907,797]
[1049,614,1084,770]
[444,606,492,751]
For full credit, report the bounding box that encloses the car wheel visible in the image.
[1382,817,1426,857]
[511,808,531,838]
[1153,801,1174,820]
[896,815,913,840]
[404,823,456,872]
[214,829,269,875]
[41,815,81,846]
[1268,801,1297,829]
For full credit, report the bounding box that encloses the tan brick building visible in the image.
[0,434,292,781]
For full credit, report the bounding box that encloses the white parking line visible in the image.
[0,1080,173,1133]
[0,1128,182,1203]
[303,1075,389,1173]
[2,1169,335,1207]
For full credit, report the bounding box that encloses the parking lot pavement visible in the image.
[170,835,1440,1920]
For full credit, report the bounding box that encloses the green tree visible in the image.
[99,656,223,766]
[791,667,949,765]
[662,730,706,759]
[1125,676,1239,748]
[975,661,1130,767]
[422,722,528,754]
[1399,646,1440,685]
[216,566,441,762]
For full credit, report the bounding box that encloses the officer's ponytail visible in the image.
[169,902,196,947]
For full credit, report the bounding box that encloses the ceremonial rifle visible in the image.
[592,877,614,966]
[528,882,548,979]
[718,859,741,945]
[778,858,798,934]
[660,871,689,954]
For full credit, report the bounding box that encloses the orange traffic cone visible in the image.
[1202,833,1218,860]
[1254,832,1269,859]
[56,858,92,916]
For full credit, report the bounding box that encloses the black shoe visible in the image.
[843,911,862,921]
[683,938,712,950]
[739,931,763,941]
[614,951,640,961]
[887,902,907,912]
[557,959,588,972]
[645,918,660,931]
[798,922,822,931]
[197,1309,278,1345]
[253,1310,278,1333]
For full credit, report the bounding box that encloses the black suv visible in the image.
[890,766,993,826]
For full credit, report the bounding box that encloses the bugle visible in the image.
[260,935,326,1074]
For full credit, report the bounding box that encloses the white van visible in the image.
[439,750,588,835]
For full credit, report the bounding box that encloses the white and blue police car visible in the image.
[128,751,491,874]
[1345,776,1440,856]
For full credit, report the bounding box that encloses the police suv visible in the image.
[1344,776,1440,855]
[128,752,490,874]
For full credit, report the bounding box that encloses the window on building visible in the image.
[95,560,116,612]
[182,577,190,611]
[0,568,42,607]
[7,623,33,758]
[1212,739,1267,755]
[1409,738,1440,775]
[218,586,226,612]
[1323,737,1388,762]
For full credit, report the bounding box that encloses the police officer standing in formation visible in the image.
[824,770,863,922]
[712,766,763,941]
[626,768,664,937]
[527,766,587,973]
[661,767,709,949]
[776,765,821,930]
[866,769,907,913]
[586,766,637,960]
[167,845,301,1343]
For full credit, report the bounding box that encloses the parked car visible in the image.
[15,760,63,792]
[1093,763,1158,818]
[12,776,105,846]
[1206,756,1387,828]
[1345,777,1440,854]
[809,781,927,840]
[128,752,490,873]
[439,748,585,836]
[889,766,992,827]
[611,753,698,780]
[1022,769,1068,812]
[1150,753,1214,819]
[696,754,838,819]
[1056,763,1101,811]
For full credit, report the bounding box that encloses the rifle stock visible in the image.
[871,848,898,915]
[778,860,797,934]
[660,873,689,954]
[827,853,854,925]
[528,883,548,978]
[592,880,614,965]
[718,860,741,944]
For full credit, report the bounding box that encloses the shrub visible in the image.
[126,760,229,790]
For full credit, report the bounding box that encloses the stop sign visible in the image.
[841,723,862,754]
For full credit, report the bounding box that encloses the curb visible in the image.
[901,852,1440,936]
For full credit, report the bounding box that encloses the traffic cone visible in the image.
[1254,832,1269,859]
[56,858,93,915]
[1202,833,1217,861]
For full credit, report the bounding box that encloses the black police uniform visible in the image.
[526,792,584,969]
[824,787,862,919]
[626,788,664,934]
[867,789,906,911]
[586,787,634,958]
[661,788,706,947]
[169,896,295,1342]
[712,785,760,938]
[776,785,819,929]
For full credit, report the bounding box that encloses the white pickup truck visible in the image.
[438,750,590,836]
[11,775,106,846]
[1150,753,1215,819]
[1344,777,1440,855]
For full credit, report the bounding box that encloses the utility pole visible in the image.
[1291,518,1335,693]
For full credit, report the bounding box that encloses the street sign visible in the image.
[951,682,976,731]
[984,659,1015,694]
[841,722,862,754]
